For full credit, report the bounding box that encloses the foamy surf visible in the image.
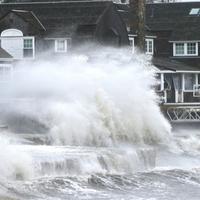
[0,47,199,200]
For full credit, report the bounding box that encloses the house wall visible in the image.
[153,31,171,57]
[167,42,200,68]
[95,3,129,46]
[157,72,200,104]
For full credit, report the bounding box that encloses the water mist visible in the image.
[0,47,171,146]
[0,46,176,193]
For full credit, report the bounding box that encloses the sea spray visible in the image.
[0,47,171,146]
[0,133,34,180]
[1,47,200,200]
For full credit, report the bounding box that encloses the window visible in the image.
[23,38,34,59]
[173,42,198,56]
[145,39,153,55]
[189,8,200,15]
[184,74,196,91]
[55,39,67,53]
[187,43,197,55]
[193,84,200,97]
[175,43,184,55]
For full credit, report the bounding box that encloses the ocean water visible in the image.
[0,47,200,200]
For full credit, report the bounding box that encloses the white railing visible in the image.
[167,106,200,122]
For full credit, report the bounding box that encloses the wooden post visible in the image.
[130,0,146,52]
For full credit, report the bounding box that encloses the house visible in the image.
[0,47,13,82]
[0,0,129,61]
[0,0,129,86]
[116,2,200,122]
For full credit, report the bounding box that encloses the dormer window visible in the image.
[55,39,67,53]
[173,42,198,56]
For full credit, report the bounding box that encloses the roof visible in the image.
[0,47,13,60]
[146,2,200,40]
[2,0,111,2]
[0,9,46,31]
[152,57,200,72]
[0,1,113,37]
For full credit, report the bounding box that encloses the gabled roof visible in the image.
[0,9,46,31]
[146,2,200,40]
[0,1,113,37]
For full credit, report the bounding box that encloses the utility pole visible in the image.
[130,0,146,52]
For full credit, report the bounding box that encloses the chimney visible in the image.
[130,0,146,52]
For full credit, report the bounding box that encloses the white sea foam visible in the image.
[0,47,177,184]
[0,134,34,180]
[1,47,171,147]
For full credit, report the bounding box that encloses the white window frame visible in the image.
[55,39,67,53]
[173,42,198,57]
[23,36,35,59]
[145,39,154,55]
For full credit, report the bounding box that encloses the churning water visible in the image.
[0,47,200,200]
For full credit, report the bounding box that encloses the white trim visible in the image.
[23,36,35,60]
[175,90,179,103]
[1,29,23,37]
[31,11,46,31]
[129,37,134,54]
[128,35,157,38]
[145,38,154,55]
[181,74,184,103]
[173,42,198,57]
[164,103,200,106]
[176,71,200,73]
[169,40,200,43]
[145,35,157,39]
[55,39,67,53]
[195,74,199,85]
[45,37,71,40]
[157,70,200,73]
[161,73,164,91]
[128,34,137,37]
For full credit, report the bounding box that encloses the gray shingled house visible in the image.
[116,2,200,122]
[0,0,129,60]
